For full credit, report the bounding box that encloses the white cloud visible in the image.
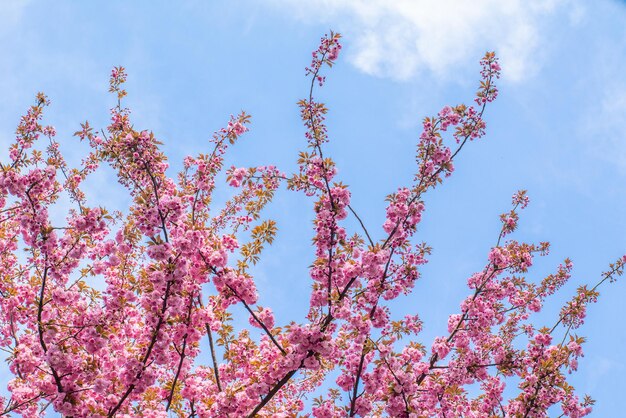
[273,0,570,82]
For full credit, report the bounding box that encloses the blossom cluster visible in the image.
[0,33,623,418]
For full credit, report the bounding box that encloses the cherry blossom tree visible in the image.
[0,32,623,418]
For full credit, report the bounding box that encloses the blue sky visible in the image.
[1,0,626,415]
